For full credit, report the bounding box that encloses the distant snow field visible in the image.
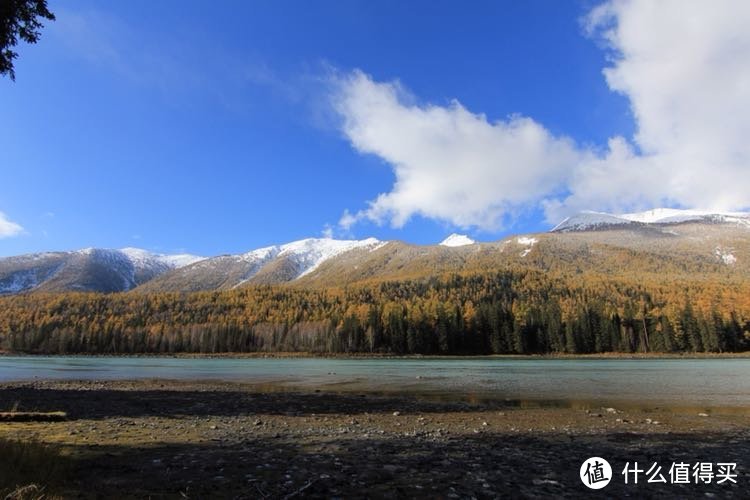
[553,208,750,232]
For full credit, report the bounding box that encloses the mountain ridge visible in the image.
[2,208,749,294]
[0,247,204,294]
[552,209,750,232]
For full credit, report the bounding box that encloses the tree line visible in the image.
[0,270,748,355]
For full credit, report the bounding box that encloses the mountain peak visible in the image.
[552,208,750,232]
[619,208,750,224]
[551,211,632,232]
[279,237,383,278]
[440,234,476,247]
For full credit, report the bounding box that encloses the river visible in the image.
[1,356,748,408]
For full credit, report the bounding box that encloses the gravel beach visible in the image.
[0,379,747,498]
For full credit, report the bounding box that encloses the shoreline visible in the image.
[1,378,746,498]
[2,350,750,359]
[3,377,749,414]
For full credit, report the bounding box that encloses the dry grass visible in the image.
[0,439,69,499]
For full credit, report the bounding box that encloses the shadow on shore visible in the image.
[0,384,557,420]
[1,384,747,498]
[2,430,747,499]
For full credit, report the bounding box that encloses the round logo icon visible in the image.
[580,457,612,489]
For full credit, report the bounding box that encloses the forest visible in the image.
[0,270,748,355]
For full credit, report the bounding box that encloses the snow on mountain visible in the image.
[223,237,385,286]
[440,234,476,247]
[97,248,205,289]
[552,208,750,232]
[516,237,538,257]
[167,237,386,290]
[239,245,278,263]
[279,237,382,278]
[620,208,750,225]
[0,269,41,293]
[120,247,204,270]
[0,252,67,294]
[159,253,206,268]
[0,247,206,294]
[551,212,634,232]
[715,246,737,265]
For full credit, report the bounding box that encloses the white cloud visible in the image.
[334,1,750,229]
[333,70,584,230]
[561,0,750,218]
[0,212,24,238]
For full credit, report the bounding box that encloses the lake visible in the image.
[1,356,748,409]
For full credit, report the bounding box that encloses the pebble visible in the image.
[532,479,561,486]
[10,379,750,499]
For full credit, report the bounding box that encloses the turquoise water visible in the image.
[0,356,748,407]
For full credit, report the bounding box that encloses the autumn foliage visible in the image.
[1,268,748,355]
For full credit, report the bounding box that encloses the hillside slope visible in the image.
[0,248,203,293]
[2,209,749,294]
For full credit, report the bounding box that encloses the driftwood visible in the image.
[0,411,67,422]
[4,483,45,500]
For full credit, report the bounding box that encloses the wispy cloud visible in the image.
[49,7,305,110]
[50,7,212,97]
[0,212,24,238]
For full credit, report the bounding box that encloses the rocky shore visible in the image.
[0,379,747,498]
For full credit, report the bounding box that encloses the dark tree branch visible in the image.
[0,0,55,80]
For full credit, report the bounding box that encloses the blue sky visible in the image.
[2,0,748,257]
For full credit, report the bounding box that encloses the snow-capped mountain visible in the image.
[551,211,635,232]
[119,247,204,270]
[137,237,387,292]
[275,237,385,278]
[619,208,750,225]
[439,234,476,247]
[2,210,749,295]
[0,248,204,294]
[552,208,750,232]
